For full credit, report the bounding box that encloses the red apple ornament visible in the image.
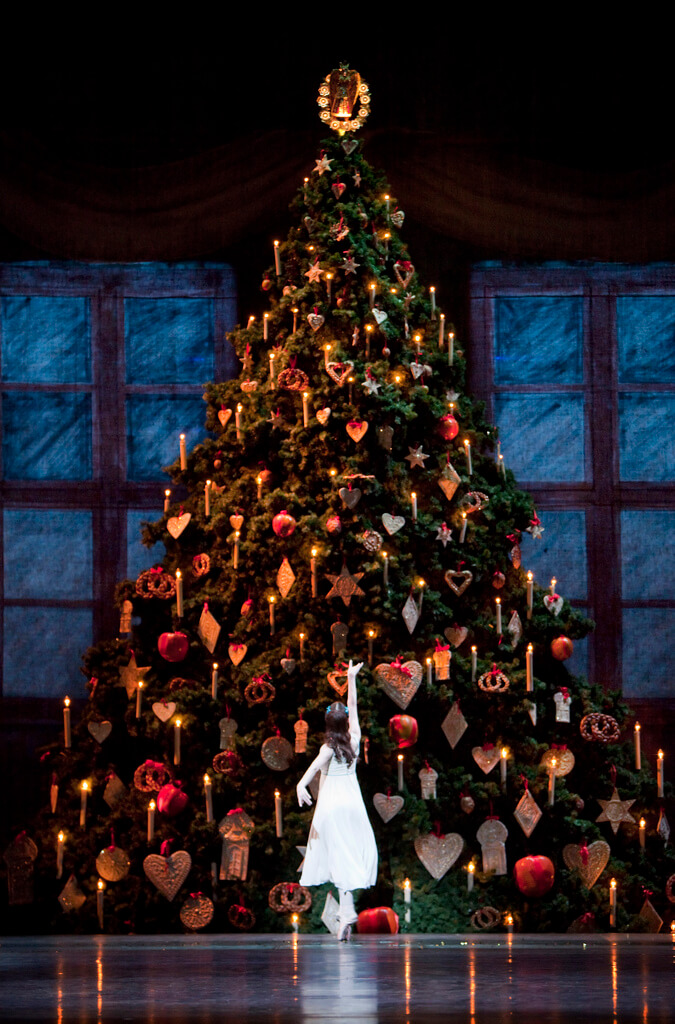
[551,636,574,661]
[157,781,189,816]
[437,413,459,441]
[272,510,297,538]
[513,855,555,897]
[158,631,189,662]
[389,715,418,749]
[356,907,399,934]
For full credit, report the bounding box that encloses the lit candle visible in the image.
[430,286,436,317]
[269,596,276,636]
[397,753,404,791]
[439,313,445,349]
[175,570,183,617]
[179,433,187,470]
[56,831,65,878]
[403,878,411,924]
[460,512,468,543]
[348,376,354,404]
[505,913,514,935]
[310,548,318,598]
[326,273,333,303]
[147,799,156,843]
[164,489,171,513]
[448,331,455,365]
[639,817,646,849]
[426,658,432,686]
[500,748,508,791]
[235,404,243,442]
[411,492,417,522]
[233,531,240,569]
[256,474,263,500]
[275,789,283,837]
[634,723,641,770]
[135,680,144,719]
[609,878,617,928]
[526,644,534,692]
[495,597,502,635]
[174,719,182,766]
[657,750,665,798]
[526,572,533,619]
[79,781,89,828]
[303,177,309,201]
[291,913,299,934]
[550,578,557,597]
[204,774,214,823]
[204,480,211,518]
[50,775,59,814]
[384,194,390,216]
[268,348,274,386]
[302,392,310,428]
[365,324,372,359]
[264,314,269,342]
[292,308,299,333]
[273,240,282,276]
[464,439,472,476]
[368,630,375,666]
[547,758,557,806]
[63,697,72,748]
[467,862,475,893]
[471,646,477,683]
[211,663,219,700]
[369,283,376,308]
[299,633,306,663]
[383,551,389,588]
[499,453,506,478]
[417,579,425,612]
[97,879,104,930]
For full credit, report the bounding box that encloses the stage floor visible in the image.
[0,933,672,1023]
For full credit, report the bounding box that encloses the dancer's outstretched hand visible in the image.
[347,659,363,679]
[297,783,313,807]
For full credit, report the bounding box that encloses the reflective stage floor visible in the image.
[0,933,673,1023]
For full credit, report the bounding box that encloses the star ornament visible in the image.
[362,375,381,395]
[405,445,430,469]
[596,787,636,835]
[314,154,333,176]
[118,653,151,699]
[436,523,453,547]
[305,261,323,283]
[325,565,365,607]
[341,255,360,275]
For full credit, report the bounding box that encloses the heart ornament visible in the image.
[88,721,112,744]
[316,407,331,425]
[445,569,473,596]
[342,138,358,156]
[153,701,177,723]
[326,360,354,385]
[143,850,192,901]
[544,594,564,616]
[563,840,610,889]
[410,361,425,380]
[414,832,464,880]
[472,746,501,774]
[373,793,404,823]
[332,182,346,199]
[375,660,423,709]
[339,487,362,509]
[307,313,325,332]
[444,625,469,648]
[394,262,415,288]
[346,420,368,442]
[240,380,258,393]
[372,307,388,325]
[327,670,348,696]
[230,514,244,531]
[391,209,405,228]
[228,643,247,666]
[167,512,191,539]
[218,408,232,427]
[382,513,405,535]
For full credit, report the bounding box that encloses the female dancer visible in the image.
[297,659,378,940]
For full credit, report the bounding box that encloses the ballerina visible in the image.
[297,659,378,940]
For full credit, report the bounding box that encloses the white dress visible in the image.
[300,744,378,892]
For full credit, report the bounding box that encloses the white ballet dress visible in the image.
[300,746,378,891]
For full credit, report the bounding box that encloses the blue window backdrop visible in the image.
[1,296,91,384]
[618,394,675,482]
[127,509,166,578]
[494,393,586,483]
[125,298,214,385]
[126,395,209,481]
[494,296,583,385]
[617,296,675,383]
[2,392,93,480]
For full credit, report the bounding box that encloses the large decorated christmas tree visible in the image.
[11,67,674,935]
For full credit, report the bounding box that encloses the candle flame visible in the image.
[426,657,432,666]
[291,913,299,923]
[269,595,276,604]
[64,697,70,707]
[165,489,171,497]
[58,831,65,842]
[635,722,641,732]
[639,818,646,828]
[403,878,411,890]
[149,800,156,811]
[213,662,218,670]
[311,548,318,557]
[368,630,375,638]
[274,790,280,798]
[501,748,508,758]
[98,879,104,891]
[505,914,513,926]
[180,433,185,440]
[658,749,664,760]
[527,571,533,581]
[299,632,305,639]
[610,878,617,890]
[468,862,475,874]
[175,719,181,728]
[204,774,211,785]
[236,403,242,412]
[527,643,533,652]
[81,781,89,792]
[176,569,181,579]
[397,754,404,762]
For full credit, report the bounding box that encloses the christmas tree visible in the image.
[12,66,674,935]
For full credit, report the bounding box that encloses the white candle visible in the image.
[495,598,502,635]
[418,579,425,613]
[499,453,506,478]
[175,570,183,617]
[403,878,411,924]
[204,774,214,823]
[348,377,354,404]
[657,750,665,797]
[179,433,187,470]
[367,631,375,666]
[310,548,318,597]
[550,578,557,597]
[384,194,390,216]
[50,776,59,814]
[164,489,171,513]
[464,439,472,476]
[500,748,508,791]
[547,758,556,806]
[526,644,534,692]
[79,781,89,828]
[460,512,468,543]
[634,723,641,770]
[365,325,372,358]
[302,392,310,428]
[147,800,156,843]
[135,681,144,719]
[467,862,475,892]
[609,878,617,928]
[257,474,263,500]
[471,646,477,683]
[449,331,455,365]
[233,532,240,569]
[411,492,417,522]
[292,308,298,333]
[383,551,389,588]
[369,283,376,308]
[174,719,182,766]
[326,273,333,303]
[269,596,276,636]
[299,633,306,663]
[439,313,445,349]
[526,572,533,619]
[275,790,283,837]
[426,658,432,686]
[264,314,269,341]
[397,754,404,791]
[97,880,104,930]
[505,914,514,935]
[273,240,282,276]
[430,286,436,317]
[63,698,72,748]
[291,913,299,934]
[211,663,219,700]
[639,817,646,849]
[235,404,243,442]
[56,831,65,878]
[268,348,274,385]
[204,480,211,517]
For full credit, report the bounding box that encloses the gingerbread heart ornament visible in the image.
[88,721,112,744]
[346,421,368,442]
[375,660,423,709]
[167,513,191,539]
[372,307,387,325]
[444,625,469,648]
[563,841,610,889]
[228,643,248,666]
[307,313,325,332]
[326,361,354,385]
[218,408,232,427]
[414,833,464,880]
[472,746,501,774]
[316,407,331,425]
[445,569,473,596]
[143,850,192,901]
[339,487,362,509]
[327,670,348,696]
[230,514,244,531]
[153,701,177,723]
[382,513,405,535]
[544,594,564,616]
[373,793,404,823]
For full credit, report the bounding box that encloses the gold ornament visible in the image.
[180,893,214,931]
[261,736,294,771]
[277,557,296,598]
[596,787,636,835]
[317,66,371,135]
[540,748,575,777]
[476,818,509,875]
[96,845,131,882]
[562,841,610,889]
[373,793,404,823]
[414,832,463,880]
[375,660,423,710]
[118,653,151,699]
[325,565,365,606]
[143,850,192,901]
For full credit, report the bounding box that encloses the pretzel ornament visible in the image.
[135,568,176,600]
[579,713,620,743]
[268,882,312,914]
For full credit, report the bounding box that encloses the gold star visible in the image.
[325,565,365,607]
[118,653,151,699]
[596,787,636,835]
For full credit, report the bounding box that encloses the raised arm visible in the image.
[296,744,332,806]
[347,659,363,752]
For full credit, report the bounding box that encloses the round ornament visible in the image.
[192,554,210,578]
[437,413,459,441]
[268,882,312,913]
[180,893,214,930]
[361,529,383,553]
[471,907,501,930]
[389,714,418,749]
[228,903,256,930]
[579,713,621,744]
[133,760,171,793]
[492,571,506,589]
[551,636,574,661]
[212,751,244,778]
[272,511,297,538]
[136,568,176,600]
[460,794,475,814]
[259,468,273,486]
[540,748,575,777]
[96,845,131,882]
[157,782,189,816]
[357,907,399,934]
[158,631,189,662]
[513,855,555,897]
[261,736,294,771]
[326,514,342,534]
[277,367,309,391]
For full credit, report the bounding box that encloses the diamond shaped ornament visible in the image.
[442,703,468,749]
[59,874,87,912]
[277,558,296,598]
[198,604,221,654]
[507,611,523,647]
[513,789,542,837]
[438,462,461,501]
[402,594,420,634]
[639,898,663,933]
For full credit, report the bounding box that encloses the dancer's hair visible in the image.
[325,702,355,766]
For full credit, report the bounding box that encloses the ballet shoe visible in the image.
[336,915,357,941]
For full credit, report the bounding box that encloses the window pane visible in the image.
[3,607,93,696]
[618,393,675,481]
[1,296,90,383]
[622,609,672,697]
[125,298,214,385]
[621,510,675,600]
[617,296,675,383]
[126,394,207,481]
[494,393,586,482]
[4,510,92,600]
[520,510,587,601]
[494,297,583,385]
[566,615,589,681]
[2,392,92,480]
[127,509,166,578]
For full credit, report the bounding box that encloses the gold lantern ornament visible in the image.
[317,66,371,134]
